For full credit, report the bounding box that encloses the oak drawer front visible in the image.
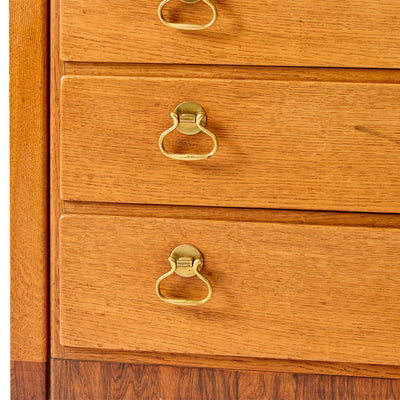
[60,0,400,68]
[59,215,400,365]
[61,77,400,213]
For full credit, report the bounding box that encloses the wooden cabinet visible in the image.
[11,0,400,398]
[52,0,400,398]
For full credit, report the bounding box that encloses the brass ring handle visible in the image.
[156,245,213,306]
[158,0,218,31]
[159,101,218,161]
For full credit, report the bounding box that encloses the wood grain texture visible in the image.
[65,63,400,84]
[65,201,400,228]
[10,0,48,364]
[11,361,47,400]
[57,201,400,378]
[61,77,400,213]
[50,359,237,400]
[60,0,400,68]
[238,370,400,400]
[51,0,66,361]
[59,215,400,366]
[50,359,400,400]
[52,0,400,387]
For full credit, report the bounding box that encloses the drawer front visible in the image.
[60,0,400,68]
[61,77,400,213]
[59,215,400,365]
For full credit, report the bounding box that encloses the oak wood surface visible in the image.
[50,359,400,400]
[61,77,400,213]
[65,201,400,228]
[52,0,400,386]
[11,361,48,400]
[51,0,66,361]
[51,359,237,400]
[60,206,400,378]
[60,0,400,68]
[10,0,48,366]
[65,63,400,83]
[59,215,400,366]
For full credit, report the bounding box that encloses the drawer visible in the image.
[59,215,400,366]
[60,0,400,68]
[61,77,400,213]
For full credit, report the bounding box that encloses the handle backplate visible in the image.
[156,244,213,306]
[159,101,218,161]
[171,244,204,277]
[174,101,207,135]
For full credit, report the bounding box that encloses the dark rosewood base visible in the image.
[50,359,400,400]
[11,361,47,400]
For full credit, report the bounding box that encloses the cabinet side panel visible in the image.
[10,0,49,397]
[10,0,49,363]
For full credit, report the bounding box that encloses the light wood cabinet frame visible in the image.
[10,1,49,399]
[11,0,400,398]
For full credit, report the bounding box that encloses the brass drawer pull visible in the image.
[158,0,217,31]
[156,244,213,306]
[159,101,218,161]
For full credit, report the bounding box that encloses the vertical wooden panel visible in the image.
[50,0,66,361]
[10,0,49,398]
[10,0,48,364]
